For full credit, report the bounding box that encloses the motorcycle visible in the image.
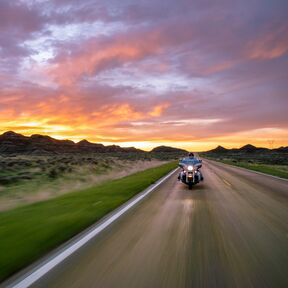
[178,159,203,189]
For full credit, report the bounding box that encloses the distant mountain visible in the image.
[207,145,228,153]
[0,131,144,155]
[76,139,105,152]
[273,146,288,153]
[150,145,187,154]
[239,144,257,151]
[203,143,287,154]
[0,131,185,155]
[238,144,269,153]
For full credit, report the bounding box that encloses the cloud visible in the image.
[0,0,287,150]
[0,1,44,58]
[46,26,175,86]
[246,24,288,60]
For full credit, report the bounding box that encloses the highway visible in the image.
[11,160,288,287]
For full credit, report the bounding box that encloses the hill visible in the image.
[0,131,186,156]
[0,131,144,155]
[204,144,285,154]
[207,145,228,153]
[201,143,288,165]
[150,145,187,154]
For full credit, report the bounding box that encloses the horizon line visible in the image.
[0,130,287,153]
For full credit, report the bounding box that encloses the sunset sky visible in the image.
[0,0,287,151]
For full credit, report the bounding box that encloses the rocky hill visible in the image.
[204,144,286,154]
[274,146,288,153]
[238,144,269,153]
[150,145,187,154]
[207,145,228,153]
[0,131,184,156]
[0,131,143,155]
[201,144,288,165]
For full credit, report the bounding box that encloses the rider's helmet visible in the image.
[188,152,194,158]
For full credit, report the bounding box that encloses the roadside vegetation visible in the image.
[0,153,182,211]
[201,153,288,180]
[218,159,287,179]
[0,161,177,282]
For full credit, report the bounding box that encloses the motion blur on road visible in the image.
[27,160,288,288]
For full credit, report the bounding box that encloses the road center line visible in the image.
[223,179,232,187]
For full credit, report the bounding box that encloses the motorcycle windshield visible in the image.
[179,159,200,167]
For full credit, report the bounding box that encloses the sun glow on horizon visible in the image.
[1,125,287,152]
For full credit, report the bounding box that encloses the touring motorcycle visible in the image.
[178,158,203,189]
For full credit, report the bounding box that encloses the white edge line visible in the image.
[205,159,288,182]
[9,168,178,288]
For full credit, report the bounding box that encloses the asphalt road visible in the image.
[30,160,288,288]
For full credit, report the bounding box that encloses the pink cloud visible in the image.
[47,29,169,85]
[246,25,288,60]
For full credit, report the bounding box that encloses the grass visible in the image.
[0,161,176,282]
[204,157,288,179]
[0,155,171,210]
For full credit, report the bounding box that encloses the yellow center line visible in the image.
[223,179,232,187]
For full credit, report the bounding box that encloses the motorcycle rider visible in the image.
[178,152,204,181]
[188,152,196,159]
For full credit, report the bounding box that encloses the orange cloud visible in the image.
[0,95,171,145]
[149,103,170,117]
[92,103,143,125]
[92,102,170,126]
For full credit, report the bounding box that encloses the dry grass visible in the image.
[0,155,167,211]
